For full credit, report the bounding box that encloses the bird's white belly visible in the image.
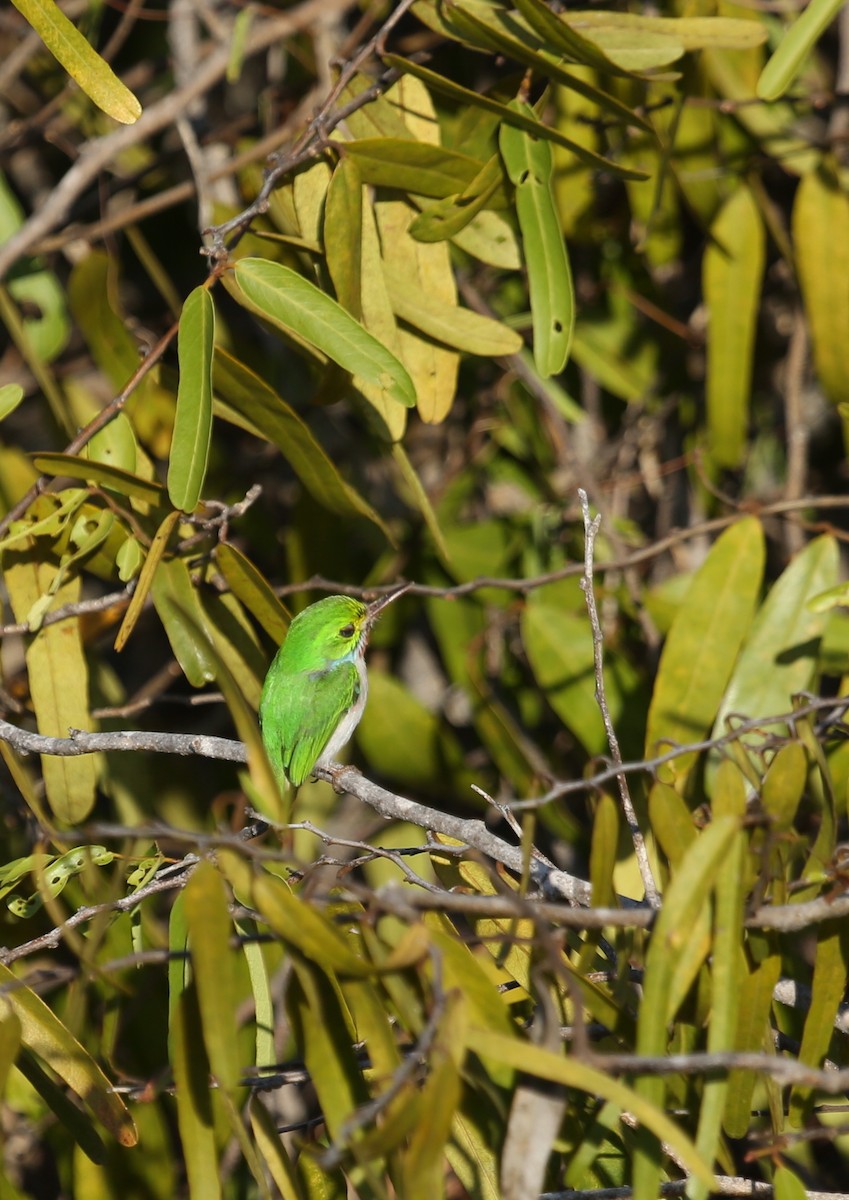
[315,657,368,768]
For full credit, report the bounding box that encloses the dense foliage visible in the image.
[2,0,849,1197]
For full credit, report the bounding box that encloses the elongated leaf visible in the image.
[3,545,98,823]
[0,964,137,1145]
[358,195,407,440]
[500,104,574,377]
[213,349,392,537]
[788,920,849,1124]
[151,556,215,687]
[758,0,844,100]
[564,11,767,58]
[253,876,368,976]
[465,1026,713,1189]
[335,138,486,198]
[184,862,242,1093]
[376,198,459,422]
[703,186,765,467]
[233,258,416,410]
[688,830,746,1200]
[410,154,503,243]
[172,982,221,1199]
[645,518,765,772]
[522,594,604,754]
[513,0,625,71]
[114,509,180,652]
[32,453,164,504]
[287,960,368,1140]
[0,383,24,420]
[217,542,289,644]
[793,165,849,407]
[10,0,141,123]
[168,286,216,513]
[249,1098,304,1200]
[382,258,521,356]
[401,994,465,1200]
[633,816,740,1200]
[723,950,781,1137]
[383,54,647,175]
[324,157,363,318]
[712,535,838,747]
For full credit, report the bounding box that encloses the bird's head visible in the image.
[282,585,410,668]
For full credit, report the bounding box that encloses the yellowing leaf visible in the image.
[11,0,141,123]
[704,186,765,467]
[0,963,137,1145]
[3,546,98,823]
[793,164,849,407]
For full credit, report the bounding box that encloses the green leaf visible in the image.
[213,349,392,537]
[151,556,215,687]
[788,920,849,1124]
[184,862,243,1093]
[522,595,603,754]
[382,54,648,177]
[287,959,368,1140]
[171,982,221,1199]
[409,155,504,243]
[233,258,416,410]
[32,452,164,504]
[703,186,765,467]
[324,157,363,318]
[793,164,849,407]
[217,542,289,644]
[687,829,746,1200]
[758,0,845,100]
[168,286,216,513]
[712,535,839,749]
[645,518,765,773]
[633,816,740,1200]
[10,0,141,123]
[0,963,137,1145]
[512,0,626,72]
[500,103,574,377]
[0,383,24,420]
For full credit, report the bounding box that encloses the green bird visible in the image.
[259,584,410,790]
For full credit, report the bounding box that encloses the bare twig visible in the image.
[579,489,660,909]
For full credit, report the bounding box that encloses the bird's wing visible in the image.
[260,661,359,788]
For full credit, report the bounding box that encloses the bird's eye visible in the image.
[339,623,356,638]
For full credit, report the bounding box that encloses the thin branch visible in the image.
[579,489,660,909]
[541,1181,847,1200]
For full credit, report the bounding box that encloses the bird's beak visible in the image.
[365,581,412,625]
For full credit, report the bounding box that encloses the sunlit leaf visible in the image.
[703,186,765,467]
[233,258,416,410]
[168,286,216,513]
[10,0,141,122]
[500,103,574,377]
